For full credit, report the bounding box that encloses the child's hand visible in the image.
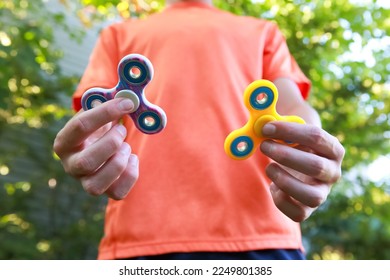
[53,98,139,200]
[260,121,345,222]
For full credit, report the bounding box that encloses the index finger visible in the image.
[262,121,344,160]
[55,98,134,151]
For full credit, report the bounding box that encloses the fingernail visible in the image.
[120,142,130,155]
[129,154,139,168]
[261,141,273,154]
[268,164,279,175]
[263,124,276,136]
[269,183,278,195]
[116,124,127,137]
[267,164,280,181]
[118,99,134,112]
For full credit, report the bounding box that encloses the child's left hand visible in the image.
[260,121,345,222]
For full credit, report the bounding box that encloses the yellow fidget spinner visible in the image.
[224,79,305,160]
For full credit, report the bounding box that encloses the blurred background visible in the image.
[0,0,389,259]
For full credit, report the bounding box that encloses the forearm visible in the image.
[273,77,321,127]
[289,101,321,127]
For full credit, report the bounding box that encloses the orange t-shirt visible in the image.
[73,2,311,259]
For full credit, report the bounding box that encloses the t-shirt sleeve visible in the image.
[72,25,120,111]
[262,22,311,100]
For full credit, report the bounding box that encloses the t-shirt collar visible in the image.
[165,1,215,11]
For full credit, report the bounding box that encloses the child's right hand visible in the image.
[53,98,139,200]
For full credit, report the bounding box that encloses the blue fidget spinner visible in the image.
[81,54,167,134]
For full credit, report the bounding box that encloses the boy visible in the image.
[53,0,344,259]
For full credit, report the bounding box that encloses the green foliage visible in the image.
[214,0,390,169]
[303,176,390,259]
[0,0,105,259]
[214,0,390,259]
[1,0,389,259]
